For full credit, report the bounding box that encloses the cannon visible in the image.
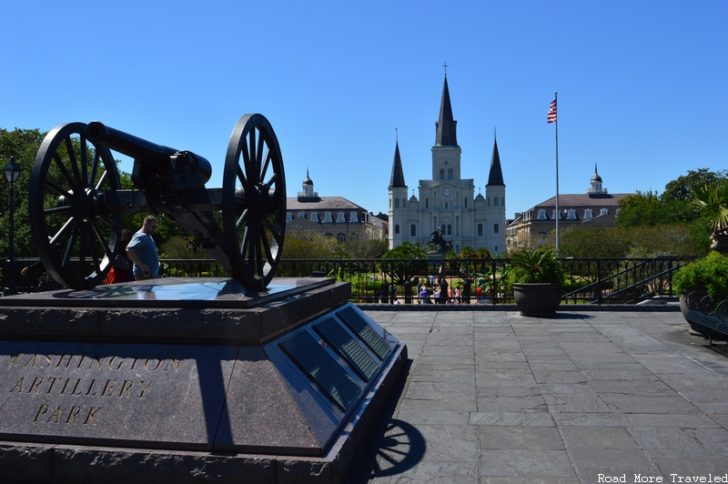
[28,114,286,292]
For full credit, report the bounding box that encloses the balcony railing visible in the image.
[4,256,691,305]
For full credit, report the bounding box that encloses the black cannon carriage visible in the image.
[28,114,286,292]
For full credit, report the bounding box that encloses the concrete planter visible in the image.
[679,291,728,341]
[512,283,561,317]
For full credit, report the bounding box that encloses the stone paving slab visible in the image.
[352,310,728,483]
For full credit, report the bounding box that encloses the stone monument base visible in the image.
[0,278,407,483]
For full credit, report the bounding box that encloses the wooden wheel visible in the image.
[223,114,286,291]
[29,123,122,289]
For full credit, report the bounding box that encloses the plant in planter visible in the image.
[675,182,728,337]
[673,251,728,313]
[509,248,564,317]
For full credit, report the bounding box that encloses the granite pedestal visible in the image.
[0,278,407,483]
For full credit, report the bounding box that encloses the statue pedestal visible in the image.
[0,278,407,483]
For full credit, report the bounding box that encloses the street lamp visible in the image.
[4,159,21,295]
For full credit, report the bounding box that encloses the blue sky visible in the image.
[2,0,726,218]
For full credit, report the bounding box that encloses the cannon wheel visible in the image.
[29,122,122,289]
[223,114,286,292]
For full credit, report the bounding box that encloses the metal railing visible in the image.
[4,256,692,305]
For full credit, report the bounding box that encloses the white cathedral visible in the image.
[387,76,507,254]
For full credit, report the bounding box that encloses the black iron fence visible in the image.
[3,256,690,305]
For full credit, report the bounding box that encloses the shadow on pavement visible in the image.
[347,359,426,483]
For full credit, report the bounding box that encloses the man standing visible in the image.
[126,215,160,280]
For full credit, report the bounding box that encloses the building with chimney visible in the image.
[387,76,507,254]
[505,165,631,249]
[287,171,387,242]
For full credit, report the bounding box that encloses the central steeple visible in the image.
[435,76,458,146]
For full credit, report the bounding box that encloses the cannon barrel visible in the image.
[85,121,212,186]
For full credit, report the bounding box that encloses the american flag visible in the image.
[547,99,557,123]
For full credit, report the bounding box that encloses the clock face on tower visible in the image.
[442,188,451,197]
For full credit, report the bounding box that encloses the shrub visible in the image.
[674,251,728,303]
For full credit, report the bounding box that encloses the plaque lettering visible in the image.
[32,404,101,426]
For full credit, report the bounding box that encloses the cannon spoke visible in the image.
[262,172,278,191]
[80,136,89,187]
[94,169,109,191]
[241,136,253,185]
[61,225,79,268]
[255,129,265,177]
[53,153,77,191]
[44,178,71,198]
[235,208,248,230]
[64,136,83,188]
[43,205,73,216]
[248,128,259,184]
[260,227,275,263]
[263,218,284,246]
[86,226,101,271]
[260,148,272,181]
[236,165,247,188]
[49,217,75,246]
[89,149,100,189]
[240,225,250,258]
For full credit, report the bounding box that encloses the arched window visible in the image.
[584,209,593,220]
[336,212,346,223]
[537,209,547,220]
[600,208,609,216]
[567,209,577,220]
[336,233,346,243]
[323,212,333,223]
[394,199,399,208]
[410,224,416,237]
[494,197,499,207]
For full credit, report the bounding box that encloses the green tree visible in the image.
[663,168,728,202]
[343,238,388,259]
[281,232,341,259]
[0,128,45,257]
[381,242,428,285]
[558,227,631,258]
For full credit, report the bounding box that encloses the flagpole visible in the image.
[554,92,560,254]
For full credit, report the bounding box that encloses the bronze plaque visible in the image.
[279,331,363,411]
[336,306,393,360]
[315,317,379,381]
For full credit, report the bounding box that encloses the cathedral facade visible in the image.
[387,76,506,254]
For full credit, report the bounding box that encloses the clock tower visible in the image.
[387,74,507,254]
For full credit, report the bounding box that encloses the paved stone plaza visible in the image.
[351,309,728,483]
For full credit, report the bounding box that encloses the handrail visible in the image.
[4,256,693,305]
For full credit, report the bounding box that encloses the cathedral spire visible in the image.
[435,76,458,146]
[487,136,504,186]
[389,140,406,188]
